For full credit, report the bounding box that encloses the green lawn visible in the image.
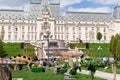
[3,43,110,58]
[70,43,110,58]
[87,43,110,58]
[12,70,105,80]
[3,43,24,57]
[3,43,34,57]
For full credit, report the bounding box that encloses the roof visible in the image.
[0,9,23,12]
[64,11,112,22]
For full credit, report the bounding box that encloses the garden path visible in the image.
[78,70,120,80]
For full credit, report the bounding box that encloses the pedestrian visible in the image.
[78,62,81,72]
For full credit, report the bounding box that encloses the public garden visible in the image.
[1,34,120,80]
[2,42,108,80]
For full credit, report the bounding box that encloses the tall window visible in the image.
[58,27,60,33]
[35,35,36,40]
[73,27,75,30]
[15,34,17,40]
[22,34,24,40]
[55,35,57,39]
[73,35,75,40]
[58,35,60,39]
[66,35,68,40]
[42,22,50,31]
[61,27,63,32]
[104,36,106,40]
[66,27,68,33]
[79,27,81,30]
[61,35,63,40]
[8,34,11,40]
[31,26,33,31]
[22,26,24,32]
[104,28,106,32]
[79,34,81,39]
[92,27,94,30]
[31,34,33,40]
[55,27,56,31]
[85,27,87,31]
[97,27,99,31]
[35,26,37,32]
[8,26,11,31]
[28,26,30,31]
[27,35,29,40]
[15,26,18,32]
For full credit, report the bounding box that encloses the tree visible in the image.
[116,40,120,57]
[110,34,120,57]
[0,38,7,58]
[86,58,99,80]
[96,32,102,43]
[110,35,114,53]
[110,34,120,80]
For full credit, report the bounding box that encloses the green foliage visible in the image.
[86,59,98,72]
[0,39,7,58]
[116,40,120,57]
[97,32,102,41]
[70,66,78,75]
[3,43,24,57]
[110,34,120,58]
[110,35,114,52]
[58,68,67,74]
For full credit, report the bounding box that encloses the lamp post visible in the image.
[41,42,44,60]
[44,30,51,61]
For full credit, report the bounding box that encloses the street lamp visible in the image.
[41,42,44,60]
[44,30,52,61]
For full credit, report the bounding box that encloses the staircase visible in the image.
[30,40,68,60]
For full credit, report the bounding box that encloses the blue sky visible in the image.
[0,0,119,14]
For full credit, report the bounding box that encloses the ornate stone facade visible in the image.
[0,0,120,43]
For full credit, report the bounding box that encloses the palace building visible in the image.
[0,0,120,43]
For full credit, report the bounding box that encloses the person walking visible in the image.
[78,62,81,72]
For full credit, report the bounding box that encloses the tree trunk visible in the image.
[0,66,12,80]
[91,71,95,80]
[112,63,116,80]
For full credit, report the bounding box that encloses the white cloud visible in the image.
[60,0,83,8]
[87,0,120,5]
[0,5,22,10]
[68,7,112,13]
[0,0,28,7]
[0,0,29,10]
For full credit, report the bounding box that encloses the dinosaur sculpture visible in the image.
[9,54,40,71]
